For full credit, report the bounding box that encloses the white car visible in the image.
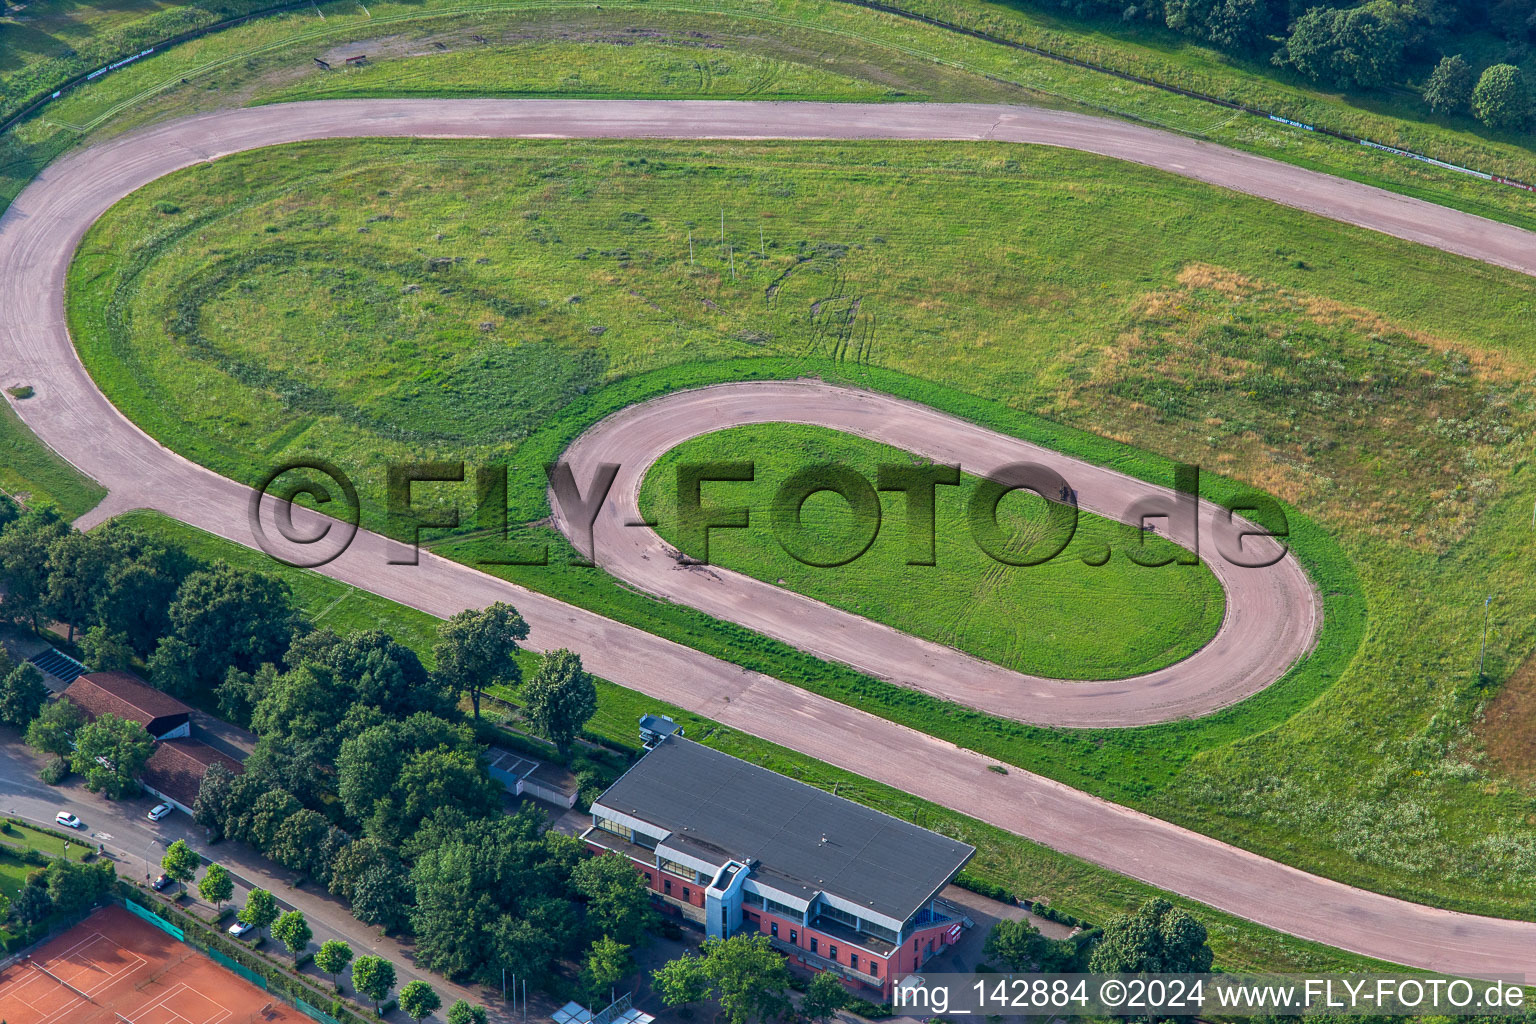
[147,803,173,822]
[228,920,255,939]
[55,812,83,829]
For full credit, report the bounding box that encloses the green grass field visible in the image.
[0,397,107,519]
[109,509,1401,975]
[638,423,1225,679]
[62,133,1536,923]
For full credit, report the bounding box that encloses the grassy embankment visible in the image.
[63,136,1536,920]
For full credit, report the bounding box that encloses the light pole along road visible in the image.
[3,99,1536,977]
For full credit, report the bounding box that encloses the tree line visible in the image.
[0,494,644,1004]
[1057,0,1534,129]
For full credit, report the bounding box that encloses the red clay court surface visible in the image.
[0,904,309,1024]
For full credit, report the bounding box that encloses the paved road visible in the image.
[0,736,510,1020]
[4,99,1536,975]
[557,380,1317,727]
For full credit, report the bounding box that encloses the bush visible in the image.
[5,385,34,399]
[954,871,1015,905]
[39,754,69,785]
[845,997,893,1019]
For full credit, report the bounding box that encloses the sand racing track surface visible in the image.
[5,99,1536,974]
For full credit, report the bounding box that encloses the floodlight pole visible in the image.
[1479,595,1493,677]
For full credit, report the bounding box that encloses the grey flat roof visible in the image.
[594,737,973,923]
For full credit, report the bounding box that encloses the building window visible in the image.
[659,858,695,880]
[643,873,652,884]
[870,962,879,978]
[851,954,859,970]
[664,879,672,894]
[789,930,797,945]
[763,897,801,921]
[743,890,764,908]
[809,937,818,954]
[819,903,858,928]
[682,888,691,902]
[771,922,779,937]
[594,816,633,841]
[722,908,728,929]
[829,946,838,962]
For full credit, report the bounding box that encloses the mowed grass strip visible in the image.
[638,423,1225,680]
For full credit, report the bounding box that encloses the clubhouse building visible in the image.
[582,736,974,997]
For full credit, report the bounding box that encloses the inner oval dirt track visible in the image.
[557,380,1316,728]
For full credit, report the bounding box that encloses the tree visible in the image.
[44,532,119,641]
[400,979,443,1023]
[572,851,655,946]
[146,636,199,697]
[352,955,396,1014]
[198,862,234,910]
[580,936,631,1005]
[244,789,301,852]
[982,917,1079,971]
[238,888,280,940]
[270,808,330,877]
[45,859,114,915]
[97,543,193,657]
[13,883,52,926]
[1088,898,1213,974]
[161,839,200,896]
[24,697,83,757]
[656,934,790,1024]
[193,762,239,838]
[79,625,134,673]
[800,970,850,1024]
[447,1002,489,1024]
[522,649,597,757]
[0,506,70,630]
[1423,54,1475,114]
[167,565,298,688]
[1280,2,1407,90]
[431,602,528,719]
[315,940,354,992]
[0,662,48,728]
[1473,64,1531,129]
[295,628,450,717]
[272,909,313,958]
[652,952,710,1014]
[70,712,154,799]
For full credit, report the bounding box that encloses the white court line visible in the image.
[125,982,233,1024]
[48,932,147,995]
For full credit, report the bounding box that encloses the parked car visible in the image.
[147,803,173,822]
[151,874,173,892]
[55,812,83,829]
[228,920,255,939]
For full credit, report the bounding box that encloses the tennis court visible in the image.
[0,904,309,1024]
